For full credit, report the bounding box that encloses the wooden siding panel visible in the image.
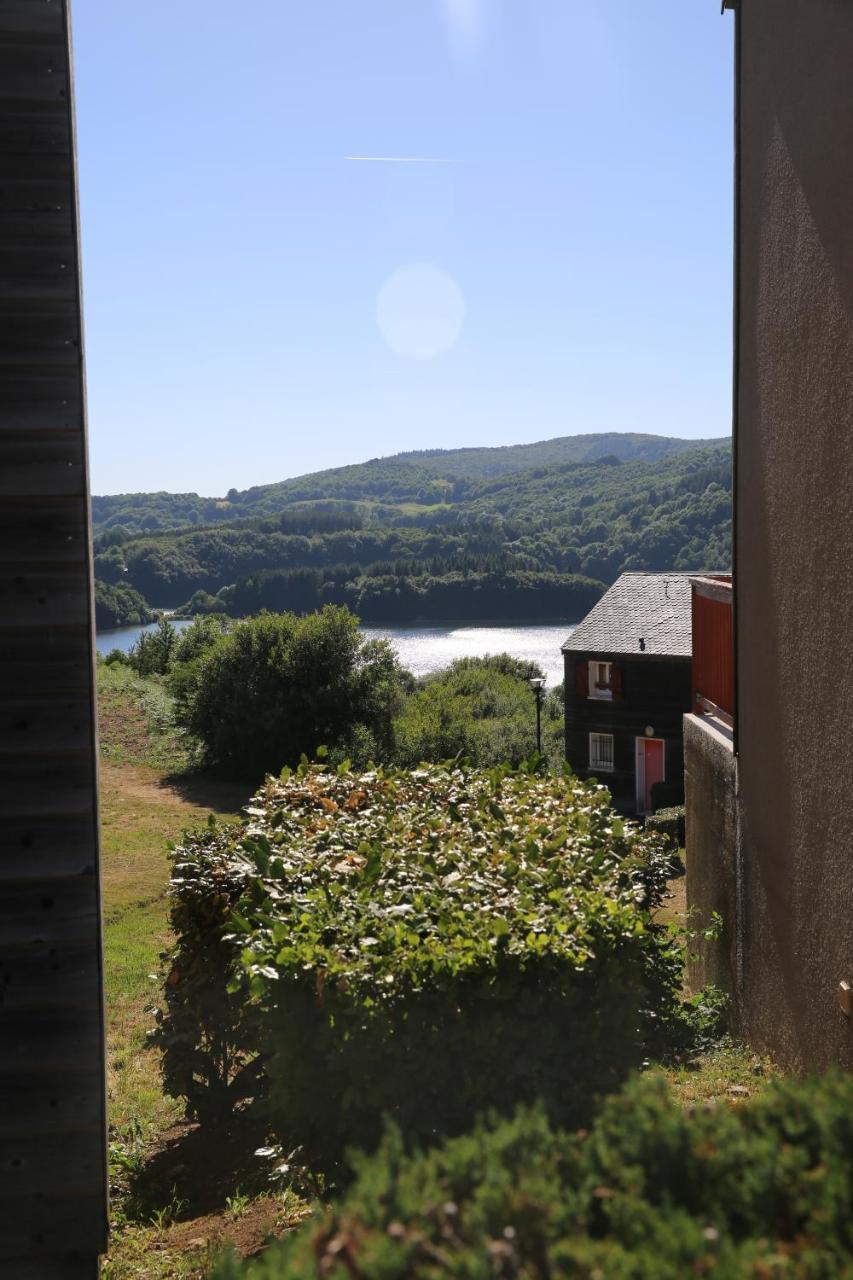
[0,1010,103,1074]
[0,877,99,947]
[0,631,93,701]
[0,247,78,299]
[0,2,66,38]
[0,499,87,562]
[0,939,100,1011]
[691,591,734,716]
[0,3,107,1267]
[0,1130,103,1196]
[0,696,92,754]
[0,434,86,491]
[0,1073,103,1138]
[0,46,69,105]
[2,1203,106,1271]
[0,813,97,882]
[0,754,95,817]
[0,566,90,625]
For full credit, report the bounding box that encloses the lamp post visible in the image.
[529,675,546,756]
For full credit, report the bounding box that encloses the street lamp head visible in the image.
[529,676,546,692]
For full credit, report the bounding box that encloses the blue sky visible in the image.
[74,1,735,496]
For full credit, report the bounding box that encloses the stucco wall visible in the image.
[735,0,853,1065]
[684,715,739,1002]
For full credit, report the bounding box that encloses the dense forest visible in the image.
[93,434,732,625]
[92,432,727,536]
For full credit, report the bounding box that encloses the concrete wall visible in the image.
[734,0,853,1066]
[684,715,739,1002]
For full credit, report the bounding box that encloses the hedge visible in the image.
[151,818,264,1122]
[211,1070,853,1279]
[650,778,684,811]
[154,762,684,1168]
[645,806,686,850]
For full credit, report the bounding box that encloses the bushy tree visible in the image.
[393,655,563,769]
[127,616,178,676]
[172,607,404,777]
[93,578,153,627]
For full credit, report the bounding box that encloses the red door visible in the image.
[642,739,665,812]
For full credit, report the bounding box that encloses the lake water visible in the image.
[97,620,574,687]
[96,618,193,657]
[362,624,572,687]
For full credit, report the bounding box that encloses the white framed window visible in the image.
[588,660,613,700]
[589,732,615,772]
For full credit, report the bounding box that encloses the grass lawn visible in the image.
[97,663,309,1279]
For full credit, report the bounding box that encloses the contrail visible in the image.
[344,155,452,165]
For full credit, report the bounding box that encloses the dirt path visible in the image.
[100,760,250,815]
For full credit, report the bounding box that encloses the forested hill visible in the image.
[94,438,732,625]
[92,432,728,536]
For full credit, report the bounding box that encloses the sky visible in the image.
[73,1,736,497]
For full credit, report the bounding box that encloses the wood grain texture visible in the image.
[0,2,66,39]
[0,2,108,1266]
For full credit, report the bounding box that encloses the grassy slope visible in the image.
[98,664,307,1278]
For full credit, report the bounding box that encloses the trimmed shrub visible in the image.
[151,820,263,1123]
[157,763,683,1168]
[650,778,684,811]
[211,1071,853,1279]
[645,805,686,849]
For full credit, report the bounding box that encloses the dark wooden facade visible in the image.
[0,1,108,1274]
[563,650,692,815]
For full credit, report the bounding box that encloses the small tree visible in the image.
[127,615,177,676]
[172,607,404,777]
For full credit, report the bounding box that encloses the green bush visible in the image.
[392,655,563,769]
[159,763,683,1169]
[151,820,263,1122]
[211,1071,853,1279]
[645,805,685,849]
[170,607,405,778]
[127,616,180,676]
[650,778,684,810]
[94,578,155,627]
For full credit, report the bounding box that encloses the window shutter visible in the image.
[575,661,589,697]
[610,665,623,699]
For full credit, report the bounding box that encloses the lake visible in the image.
[96,618,193,657]
[97,620,574,687]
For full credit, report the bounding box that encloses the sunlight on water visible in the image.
[97,620,573,685]
[362,624,572,687]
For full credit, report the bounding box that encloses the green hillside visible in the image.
[92,432,729,536]
[94,436,731,624]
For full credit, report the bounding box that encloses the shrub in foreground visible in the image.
[156,762,683,1167]
[212,1071,853,1279]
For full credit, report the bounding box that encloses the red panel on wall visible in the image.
[692,590,734,716]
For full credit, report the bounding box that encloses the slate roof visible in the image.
[562,573,693,658]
